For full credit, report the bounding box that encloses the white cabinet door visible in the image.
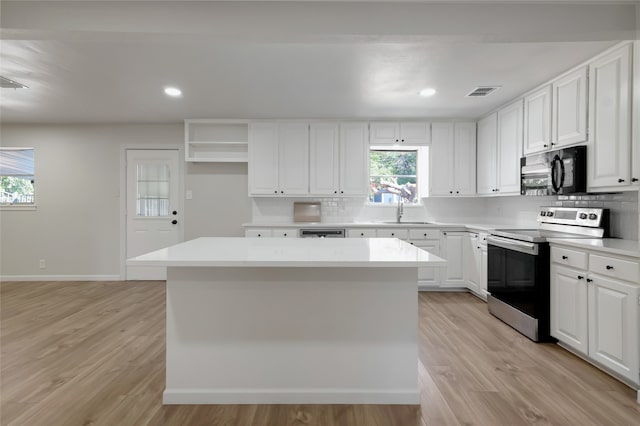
[588,44,632,189]
[369,122,399,145]
[552,67,588,147]
[454,122,477,195]
[523,85,552,155]
[633,41,640,186]
[588,275,639,383]
[477,113,498,195]
[278,123,309,195]
[480,246,488,298]
[400,122,431,145]
[248,123,280,195]
[430,122,455,196]
[272,228,298,238]
[497,100,523,194]
[442,231,465,287]
[347,228,377,238]
[465,233,480,294]
[310,123,340,195]
[550,265,589,355]
[245,229,273,238]
[339,122,369,196]
[413,240,440,288]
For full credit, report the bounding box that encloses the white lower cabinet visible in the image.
[347,228,377,238]
[441,231,465,288]
[550,245,640,386]
[245,229,273,238]
[464,233,481,295]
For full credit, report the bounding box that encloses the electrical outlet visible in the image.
[186,190,193,200]
[39,259,46,269]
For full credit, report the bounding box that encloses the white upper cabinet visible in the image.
[552,66,588,147]
[248,122,280,195]
[429,122,476,196]
[588,44,632,189]
[523,85,552,155]
[476,113,498,195]
[278,123,310,195]
[309,123,340,195]
[633,41,640,186]
[369,122,430,146]
[429,122,455,196]
[309,122,369,196]
[453,122,477,196]
[497,99,523,194]
[339,122,370,196]
[248,122,309,196]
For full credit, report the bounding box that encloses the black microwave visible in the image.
[520,146,587,196]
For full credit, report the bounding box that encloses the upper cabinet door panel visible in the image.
[523,85,552,155]
[400,122,431,145]
[340,122,369,196]
[429,122,455,196]
[369,122,399,145]
[310,123,340,195]
[454,122,477,196]
[248,123,279,195]
[552,67,588,147]
[588,44,632,189]
[278,123,310,195]
[476,113,498,195]
[497,100,523,194]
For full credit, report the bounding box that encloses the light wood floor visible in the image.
[1,281,639,426]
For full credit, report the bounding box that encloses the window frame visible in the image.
[0,147,37,210]
[367,145,428,206]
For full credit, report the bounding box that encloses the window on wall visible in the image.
[0,148,35,207]
[369,149,421,204]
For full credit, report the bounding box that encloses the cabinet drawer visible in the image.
[408,229,440,240]
[272,229,297,238]
[551,247,588,270]
[377,229,409,240]
[347,228,377,238]
[245,229,273,238]
[590,254,640,283]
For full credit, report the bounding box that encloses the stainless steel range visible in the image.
[486,207,608,342]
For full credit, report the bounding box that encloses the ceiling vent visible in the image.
[466,86,501,97]
[0,76,28,89]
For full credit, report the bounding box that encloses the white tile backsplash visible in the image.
[251,191,640,240]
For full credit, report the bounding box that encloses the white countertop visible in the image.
[127,237,447,268]
[547,238,640,258]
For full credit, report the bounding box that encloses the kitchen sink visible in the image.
[379,221,435,225]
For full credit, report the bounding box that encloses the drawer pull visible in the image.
[562,255,568,260]
[606,265,614,270]
[577,275,584,280]
[586,278,593,283]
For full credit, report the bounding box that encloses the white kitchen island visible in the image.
[127,237,446,405]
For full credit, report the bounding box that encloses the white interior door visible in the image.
[126,149,181,280]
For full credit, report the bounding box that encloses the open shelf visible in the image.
[184,120,250,162]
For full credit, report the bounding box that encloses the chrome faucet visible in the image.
[396,196,404,223]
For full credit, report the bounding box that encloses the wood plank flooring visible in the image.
[1,281,638,425]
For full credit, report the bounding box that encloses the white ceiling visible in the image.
[1,1,637,124]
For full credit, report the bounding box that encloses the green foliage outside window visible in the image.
[0,176,35,204]
[369,150,418,204]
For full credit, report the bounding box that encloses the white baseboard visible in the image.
[163,388,420,405]
[0,274,121,282]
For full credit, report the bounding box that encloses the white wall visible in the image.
[0,124,251,279]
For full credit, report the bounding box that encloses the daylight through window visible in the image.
[0,148,35,206]
[369,150,418,204]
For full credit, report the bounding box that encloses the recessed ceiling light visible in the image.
[418,88,436,97]
[164,87,182,97]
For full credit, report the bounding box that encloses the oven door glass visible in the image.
[488,243,547,318]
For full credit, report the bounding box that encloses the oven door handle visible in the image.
[486,236,539,255]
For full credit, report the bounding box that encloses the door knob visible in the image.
[171,220,178,225]
[172,210,177,215]
[618,178,625,183]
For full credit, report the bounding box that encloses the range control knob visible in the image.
[588,213,598,220]
[547,212,554,217]
[540,211,546,216]
[579,213,588,219]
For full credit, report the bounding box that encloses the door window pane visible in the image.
[136,163,170,217]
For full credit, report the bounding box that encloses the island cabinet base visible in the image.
[163,266,419,405]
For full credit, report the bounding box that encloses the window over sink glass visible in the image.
[369,148,425,204]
